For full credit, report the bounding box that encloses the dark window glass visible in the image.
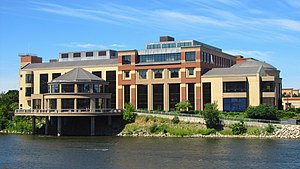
[170,69,179,78]
[138,70,147,79]
[138,53,180,63]
[122,55,131,64]
[162,43,176,48]
[106,71,116,108]
[61,99,74,109]
[147,44,161,49]
[86,52,93,57]
[40,74,48,94]
[223,98,247,112]
[203,83,211,108]
[49,99,57,109]
[33,99,41,109]
[154,69,163,78]
[153,84,164,110]
[223,82,247,92]
[61,84,74,93]
[77,84,91,93]
[124,71,130,78]
[25,87,32,96]
[52,73,61,80]
[124,85,130,105]
[93,84,101,93]
[137,85,148,109]
[77,98,90,110]
[261,81,275,92]
[261,97,275,106]
[110,50,116,56]
[188,68,194,76]
[177,42,192,47]
[98,51,106,56]
[185,52,196,62]
[61,53,68,58]
[51,84,59,93]
[73,53,81,57]
[169,84,180,111]
[92,71,102,78]
[25,74,33,83]
[188,83,195,110]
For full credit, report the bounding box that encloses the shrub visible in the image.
[246,105,278,120]
[123,103,136,122]
[231,121,247,135]
[265,124,275,134]
[149,124,168,134]
[199,128,216,135]
[171,116,180,124]
[144,116,151,122]
[175,100,192,112]
[149,123,158,133]
[276,110,295,119]
[203,103,220,129]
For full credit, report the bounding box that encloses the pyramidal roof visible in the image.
[51,67,106,83]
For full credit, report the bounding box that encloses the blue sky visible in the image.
[1,0,300,92]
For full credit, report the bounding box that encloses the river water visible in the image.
[0,134,299,169]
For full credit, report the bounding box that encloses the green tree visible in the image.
[203,103,220,129]
[175,100,192,112]
[0,90,19,130]
[246,105,278,120]
[123,102,136,122]
[231,121,247,135]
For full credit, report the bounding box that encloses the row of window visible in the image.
[49,83,103,94]
[123,68,195,79]
[146,42,193,49]
[61,51,107,58]
[201,51,233,67]
[223,81,275,93]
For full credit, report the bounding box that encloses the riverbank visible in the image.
[117,115,300,139]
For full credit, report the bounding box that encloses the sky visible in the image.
[0,0,300,92]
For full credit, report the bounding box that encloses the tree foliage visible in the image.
[175,100,192,112]
[246,105,278,120]
[0,90,19,130]
[203,103,220,129]
[231,121,247,135]
[123,102,136,122]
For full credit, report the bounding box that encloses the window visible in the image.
[185,52,196,62]
[177,42,192,47]
[169,84,180,111]
[261,97,275,106]
[52,73,61,80]
[51,84,59,93]
[78,84,91,93]
[98,51,106,56]
[25,87,32,96]
[49,99,57,109]
[188,83,195,110]
[261,81,275,92]
[40,74,48,94]
[93,84,101,93]
[138,53,180,63]
[187,68,195,76]
[92,71,102,78]
[61,84,74,93]
[223,82,247,92]
[153,84,164,110]
[61,99,74,109]
[223,98,247,112]
[122,55,131,64]
[33,99,41,109]
[138,70,147,79]
[61,53,68,58]
[203,83,211,108]
[153,69,163,78]
[137,85,148,109]
[124,71,130,79]
[169,69,179,78]
[162,43,176,48]
[147,44,161,49]
[25,74,33,83]
[106,71,116,108]
[73,53,81,58]
[124,85,130,104]
[86,52,93,57]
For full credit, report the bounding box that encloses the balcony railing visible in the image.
[15,109,123,115]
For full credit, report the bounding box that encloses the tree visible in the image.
[203,103,220,129]
[0,90,19,130]
[246,105,277,120]
[123,102,136,122]
[175,100,192,112]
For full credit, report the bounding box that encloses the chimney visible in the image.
[160,36,175,42]
[19,54,42,68]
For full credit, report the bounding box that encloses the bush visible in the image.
[265,124,275,134]
[246,105,278,120]
[171,116,180,124]
[144,116,151,122]
[149,123,158,133]
[123,103,136,122]
[203,103,220,129]
[175,100,192,112]
[231,121,247,135]
[149,124,168,134]
[199,128,216,135]
[276,110,296,119]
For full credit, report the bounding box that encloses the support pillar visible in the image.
[32,116,36,135]
[45,116,49,135]
[57,116,61,136]
[108,116,112,126]
[91,116,95,136]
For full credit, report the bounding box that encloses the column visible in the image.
[74,98,77,112]
[45,116,49,135]
[57,116,62,136]
[148,84,153,111]
[32,116,36,135]
[164,83,169,112]
[91,116,95,136]
[90,99,95,112]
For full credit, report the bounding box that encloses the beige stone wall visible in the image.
[248,75,260,106]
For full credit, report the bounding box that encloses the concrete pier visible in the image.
[45,116,49,135]
[91,117,95,136]
[57,117,62,136]
[32,116,36,135]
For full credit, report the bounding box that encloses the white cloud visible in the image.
[57,42,107,49]
[224,50,272,62]
[285,0,300,8]
[110,44,126,48]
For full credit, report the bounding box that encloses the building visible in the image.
[15,36,282,135]
[282,88,299,97]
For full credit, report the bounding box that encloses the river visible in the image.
[0,134,299,169]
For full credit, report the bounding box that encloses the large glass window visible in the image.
[106,71,116,108]
[122,55,131,64]
[77,99,90,110]
[188,83,195,110]
[93,84,101,93]
[203,83,211,108]
[33,99,41,109]
[261,97,275,106]
[146,44,161,49]
[223,98,247,112]
[169,84,180,111]
[124,85,130,105]
[162,43,176,48]
[185,52,196,62]
[261,81,275,92]
[177,42,192,47]
[40,74,48,94]
[52,73,61,80]
[138,70,147,79]
[25,87,32,96]
[98,51,106,56]
[92,71,102,78]
[25,74,33,83]
[73,53,81,57]
[137,85,148,109]
[49,99,57,109]
[61,53,68,58]
[138,53,180,63]
[78,84,91,93]
[170,69,179,78]
[51,84,59,93]
[153,69,163,78]
[61,99,74,109]
[61,84,74,93]
[86,52,93,57]
[153,84,164,110]
[223,82,247,92]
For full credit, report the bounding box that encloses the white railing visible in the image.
[15,109,123,114]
